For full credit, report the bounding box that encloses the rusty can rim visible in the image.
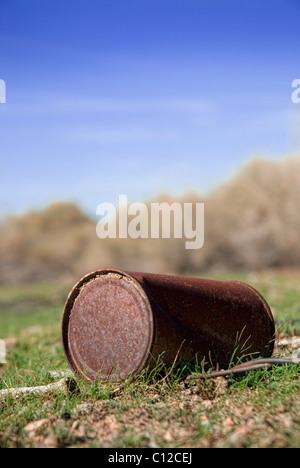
[61,268,154,381]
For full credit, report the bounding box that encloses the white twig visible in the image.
[0,377,77,401]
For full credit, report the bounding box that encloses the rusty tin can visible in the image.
[61,268,275,382]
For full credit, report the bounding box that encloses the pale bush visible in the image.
[0,157,299,283]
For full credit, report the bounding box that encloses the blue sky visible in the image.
[0,0,300,216]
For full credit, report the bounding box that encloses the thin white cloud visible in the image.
[72,125,177,143]
[57,97,214,114]
[0,95,215,119]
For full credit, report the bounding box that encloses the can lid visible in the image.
[62,270,154,381]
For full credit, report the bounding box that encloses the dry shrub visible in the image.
[202,156,300,271]
[0,156,299,284]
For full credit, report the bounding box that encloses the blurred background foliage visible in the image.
[1,156,299,285]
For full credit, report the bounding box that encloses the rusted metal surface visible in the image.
[61,269,275,382]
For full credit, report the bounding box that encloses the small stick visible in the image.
[0,377,77,401]
[186,356,300,381]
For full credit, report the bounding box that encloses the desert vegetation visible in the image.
[0,156,300,285]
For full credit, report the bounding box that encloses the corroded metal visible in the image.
[61,269,275,382]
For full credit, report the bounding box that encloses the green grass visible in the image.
[0,281,70,337]
[0,270,300,448]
